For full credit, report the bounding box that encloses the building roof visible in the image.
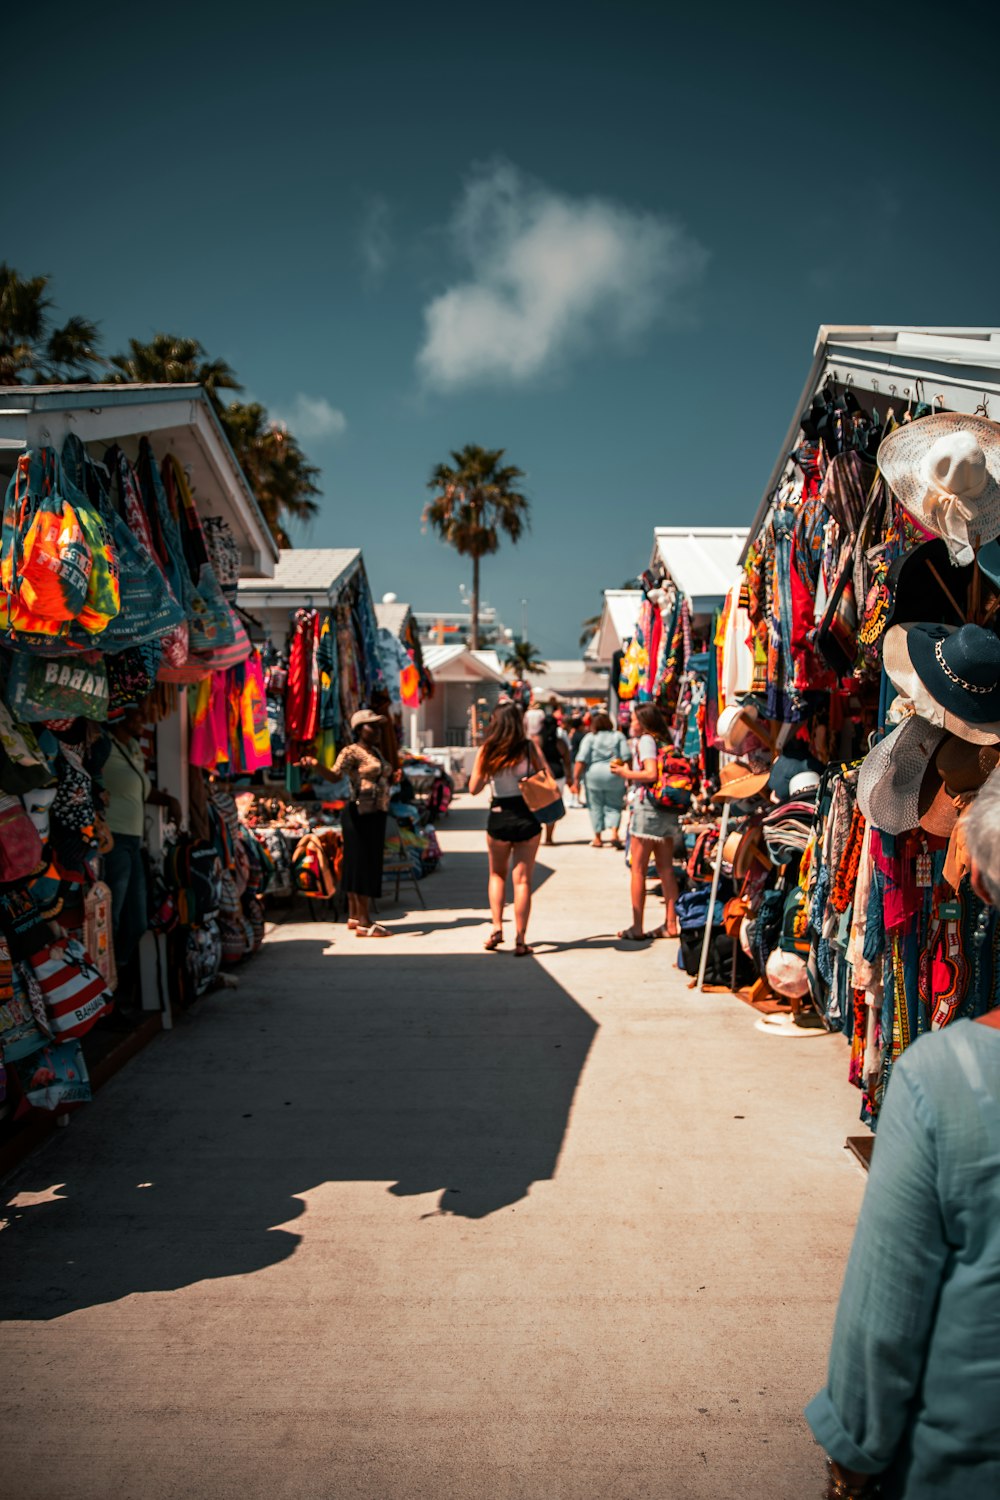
[238,547,361,604]
[0,382,278,576]
[374,600,411,637]
[530,659,610,698]
[421,645,508,683]
[651,527,747,611]
[590,589,643,664]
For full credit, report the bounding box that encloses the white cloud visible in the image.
[417,161,707,390]
[272,393,347,442]
[360,194,393,280]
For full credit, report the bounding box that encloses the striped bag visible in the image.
[27,936,111,1040]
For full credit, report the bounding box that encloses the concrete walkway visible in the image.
[0,799,866,1499]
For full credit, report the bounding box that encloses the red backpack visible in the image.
[650,748,696,809]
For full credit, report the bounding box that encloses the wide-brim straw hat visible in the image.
[712,760,771,803]
[879,413,1000,565]
[857,715,947,834]
[883,622,1000,743]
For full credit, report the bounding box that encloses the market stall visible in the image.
[0,383,280,1133]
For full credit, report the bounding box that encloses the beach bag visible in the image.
[84,880,117,989]
[186,917,222,996]
[26,935,111,1040]
[57,433,122,637]
[650,748,696,809]
[675,889,725,932]
[220,915,251,965]
[162,456,234,650]
[0,794,45,882]
[9,450,93,623]
[1,955,50,1061]
[162,836,223,926]
[5,652,109,722]
[202,516,241,601]
[15,1039,91,1111]
[518,763,565,824]
[106,642,162,716]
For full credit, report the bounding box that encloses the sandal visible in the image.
[646,923,680,940]
[590,837,603,848]
[617,926,650,941]
[484,929,504,951]
[514,939,533,957]
[357,922,391,938]
[611,838,624,850]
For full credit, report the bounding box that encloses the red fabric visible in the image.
[286,609,320,762]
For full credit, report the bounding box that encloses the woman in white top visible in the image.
[469,703,544,956]
[610,703,681,941]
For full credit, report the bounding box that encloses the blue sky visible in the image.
[6,1,996,655]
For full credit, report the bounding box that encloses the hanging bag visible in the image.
[161,456,234,650]
[649,747,696,809]
[0,794,45,882]
[519,749,565,825]
[57,434,121,637]
[5,652,110,721]
[11,450,93,623]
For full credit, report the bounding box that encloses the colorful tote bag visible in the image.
[5,652,110,721]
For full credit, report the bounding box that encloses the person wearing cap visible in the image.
[806,768,1000,1500]
[328,709,396,937]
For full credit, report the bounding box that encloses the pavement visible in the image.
[0,798,867,1500]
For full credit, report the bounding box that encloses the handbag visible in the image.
[519,762,565,824]
[0,795,45,882]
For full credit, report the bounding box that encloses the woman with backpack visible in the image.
[468,702,544,956]
[610,703,680,941]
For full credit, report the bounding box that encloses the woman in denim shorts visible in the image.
[610,703,680,941]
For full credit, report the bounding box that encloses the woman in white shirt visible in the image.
[610,703,680,941]
[469,703,544,956]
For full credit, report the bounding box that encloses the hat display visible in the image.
[878,413,1000,566]
[788,770,821,799]
[350,708,386,729]
[765,948,810,1000]
[856,715,946,834]
[883,622,1000,742]
[883,537,972,634]
[711,760,772,803]
[917,736,1000,838]
[761,801,815,866]
[768,743,824,804]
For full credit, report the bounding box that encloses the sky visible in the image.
[6,0,999,656]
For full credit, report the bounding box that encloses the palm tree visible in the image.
[506,640,547,677]
[424,444,529,649]
[0,263,101,384]
[107,336,321,546]
[579,614,601,649]
[221,401,321,546]
[107,334,241,410]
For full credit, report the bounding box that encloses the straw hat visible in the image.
[856,715,946,834]
[883,622,1000,743]
[711,760,771,803]
[878,413,1000,566]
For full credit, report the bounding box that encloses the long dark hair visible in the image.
[633,703,669,741]
[480,702,531,776]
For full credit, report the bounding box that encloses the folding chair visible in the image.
[382,816,426,908]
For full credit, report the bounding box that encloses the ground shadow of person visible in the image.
[0,940,598,1318]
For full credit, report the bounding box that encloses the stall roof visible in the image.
[530,660,609,698]
[743,325,1000,560]
[651,527,748,611]
[374,600,411,637]
[590,589,643,664]
[422,645,508,683]
[0,382,278,577]
[237,547,362,608]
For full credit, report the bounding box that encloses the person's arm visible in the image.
[558,737,572,778]
[613,735,657,784]
[574,735,592,791]
[805,1054,949,1479]
[468,748,489,797]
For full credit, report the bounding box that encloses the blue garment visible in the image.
[104,832,147,969]
[806,1021,1000,1498]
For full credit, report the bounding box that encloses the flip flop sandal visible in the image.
[514,940,533,957]
[357,923,391,938]
[484,930,504,951]
[617,927,650,941]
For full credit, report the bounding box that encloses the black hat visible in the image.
[885,622,1000,726]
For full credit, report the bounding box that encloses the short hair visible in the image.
[962,767,1000,906]
[590,711,613,732]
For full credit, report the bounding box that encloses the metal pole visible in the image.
[696,800,730,992]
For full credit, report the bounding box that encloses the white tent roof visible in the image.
[421,645,508,683]
[591,590,643,665]
[238,547,361,608]
[651,527,747,611]
[374,600,411,637]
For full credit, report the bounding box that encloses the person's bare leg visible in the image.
[651,840,679,936]
[511,835,540,952]
[355,895,370,930]
[619,837,651,938]
[348,893,362,928]
[487,836,511,936]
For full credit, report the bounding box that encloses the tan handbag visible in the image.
[518,761,565,824]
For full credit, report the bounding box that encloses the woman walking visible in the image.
[330,708,395,937]
[572,711,630,849]
[610,704,679,941]
[468,702,543,956]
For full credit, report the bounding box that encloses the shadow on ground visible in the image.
[0,938,598,1318]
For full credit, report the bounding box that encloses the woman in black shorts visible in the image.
[468,703,543,956]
